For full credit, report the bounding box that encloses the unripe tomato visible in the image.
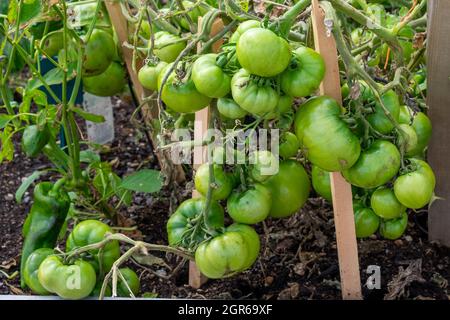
[398,124,418,156]
[192,54,231,98]
[236,28,291,77]
[249,150,278,182]
[82,29,116,77]
[227,184,272,224]
[263,160,310,218]
[226,223,260,269]
[83,62,126,97]
[217,97,247,119]
[194,164,233,200]
[408,112,432,157]
[280,46,325,98]
[343,140,400,189]
[138,61,168,91]
[229,20,260,43]
[279,132,300,159]
[154,31,186,63]
[367,90,400,135]
[311,165,332,202]
[379,212,408,240]
[354,206,380,238]
[370,187,405,220]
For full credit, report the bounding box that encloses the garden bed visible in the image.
[1,97,448,300]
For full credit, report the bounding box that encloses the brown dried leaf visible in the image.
[384,259,425,300]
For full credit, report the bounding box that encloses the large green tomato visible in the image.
[354,206,380,238]
[83,62,126,97]
[295,96,361,171]
[398,105,412,124]
[226,223,260,270]
[166,198,224,246]
[217,97,247,119]
[379,212,408,240]
[342,140,400,189]
[158,63,212,113]
[194,164,233,200]
[229,20,260,43]
[38,256,96,299]
[311,165,332,202]
[265,94,294,120]
[154,31,187,63]
[227,184,272,224]
[23,248,54,295]
[192,54,231,98]
[408,112,432,157]
[66,220,121,274]
[236,28,291,77]
[370,187,405,220]
[367,90,400,134]
[231,69,279,116]
[280,46,325,97]
[398,124,418,156]
[394,159,435,209]
[138,61,168,91]
[263,160,310,218]
[279,132,300,159]
[82,29,115,77]
[42,31,64,57]
[195,228,259,278]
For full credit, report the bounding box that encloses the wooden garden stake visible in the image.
[427,0,450,246]
[105,1,185,183]
[311,0,362,300]
[189,18,225,288]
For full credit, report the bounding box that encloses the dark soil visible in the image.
[1,96,449,300]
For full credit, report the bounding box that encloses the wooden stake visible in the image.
[188,18,225,288]
[311,0,362,300]
[427,0,450,246]
[105,0,185,183]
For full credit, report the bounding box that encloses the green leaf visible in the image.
[0,114,13,129]
[27,63,77,91]
[71,107,105,123]
[141,292,159,298]
[80,149,101,164]
[8,0,42,24]
[120,169,162,193]
[0,126,14,163]
[15,170,44,203]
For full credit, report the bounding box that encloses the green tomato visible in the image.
[311,165,332,202]
[154,31,187,63]
[194,164,233,200]
[263,160,310,218]
[408,112,432,157]
[265,94,294,120]
[249,150,278,182]
[117,268,140,297]
[229,20,260,43]
[343,140,400,189]
[398,105,412,124]
[279,132,300,159]
[398,124,418,156]
[379,212,408,240]
[82,29,116,77]
[192,54,231,98]
[217,97,247,119]
[295,96,361,171]
[23,248,54,295]
[231,68,279,116]
[138,61,168,91]
[227,184,272,224]
[370,187,406,220]
[236,28,291,77]
[394,159,435,209]
[38,256,96,300]
[173,1,206,31]
[66,220,121,274]
[195,229,258,279]
[166,198,224,246]
[367,90,400,135]
[42,31,64,57]
[158,63,212,113]
[354,207,380,238]
[226,223,260,270]
[83,62,126,97]
[280,46,325,98]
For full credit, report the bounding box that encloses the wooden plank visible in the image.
[427,0,450,246]
[311,0,362,300]
[104,0,185,183]
[189,18,225,288]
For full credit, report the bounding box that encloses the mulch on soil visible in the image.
[0,96,449,300]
